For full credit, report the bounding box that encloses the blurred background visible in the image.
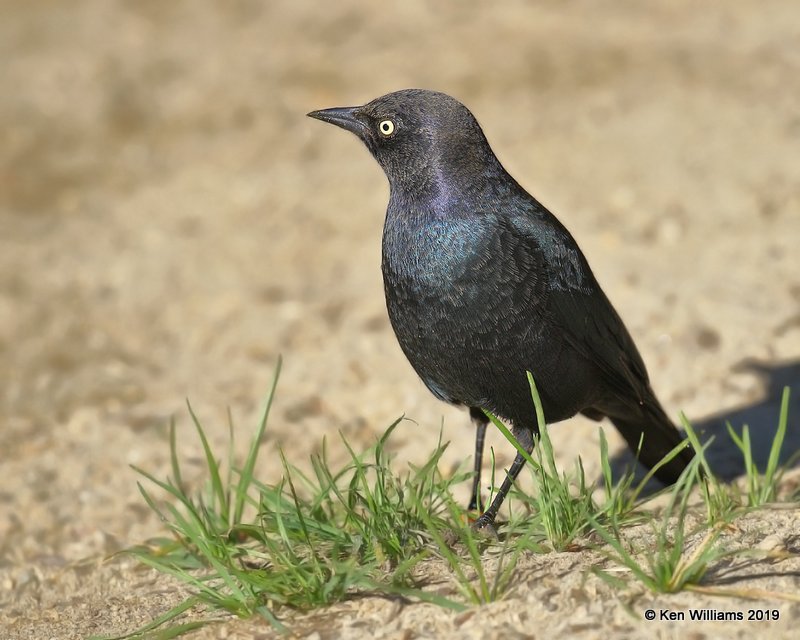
[1,0,799,580]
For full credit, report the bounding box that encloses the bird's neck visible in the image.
[388,153,509,220]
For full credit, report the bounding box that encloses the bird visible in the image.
[308,89,694,530]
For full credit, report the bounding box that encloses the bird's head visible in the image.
[308,89,500,198]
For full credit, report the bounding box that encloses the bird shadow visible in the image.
[607,358,800,490]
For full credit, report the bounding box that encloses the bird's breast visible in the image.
[378,206,576,422]
[380,209,524,349]
[383,212,490,285]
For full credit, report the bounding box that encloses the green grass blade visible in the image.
[169,419,184,494]
[235,356,282,523]
[763,387,790,497]
[186,400,229,523]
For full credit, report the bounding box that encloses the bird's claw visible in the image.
[471,514,499,539]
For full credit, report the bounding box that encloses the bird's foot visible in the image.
[440,513,499,547]
[471,513,499,540]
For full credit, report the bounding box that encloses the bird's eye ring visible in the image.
[378,119,395,136]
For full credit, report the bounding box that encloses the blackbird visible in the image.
[308,89,693,529]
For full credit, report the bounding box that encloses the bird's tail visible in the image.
[609,400,695,485]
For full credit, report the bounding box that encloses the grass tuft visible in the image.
[725,387,793,506]
[589,452,731,594]
[106,361,473,638]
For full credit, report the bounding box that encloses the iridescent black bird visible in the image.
[308,89,693,530]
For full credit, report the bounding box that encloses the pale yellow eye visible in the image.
[378,119,395,136]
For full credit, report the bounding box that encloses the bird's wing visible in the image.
[504,212,651,403]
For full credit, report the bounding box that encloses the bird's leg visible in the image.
[473,425,535,531]
[467,407,489,512]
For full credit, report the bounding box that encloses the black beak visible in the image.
[307,106,366,136]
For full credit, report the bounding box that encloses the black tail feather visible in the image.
[609,401,695,485]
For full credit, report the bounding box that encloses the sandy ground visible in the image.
[1,0,799,638]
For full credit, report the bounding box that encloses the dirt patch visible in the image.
[1,1,799,638]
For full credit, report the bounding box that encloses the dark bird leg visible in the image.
[467,407,489,512]
[473,425,535,531]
